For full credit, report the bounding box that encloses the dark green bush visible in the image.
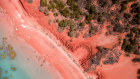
[131,13,140,25]
[56,19,60,23]
[40,0,47,6]
[129,37,136,45]
[124,13,131,19]
[120,2,127,13]
[68,30,74,37]
[121,38,136,53]
[131,6,140,13]
[99,0,108,7]
[67,0,75,6]
[44,9,49,16]
[59,20,68,28]
[49,1,56,10]
[131,2,139,8]
[89,26,94,34]
[60,7,70,17]
[125,44,133,53]
[112,0,119,4]
[86,4,97,14]
[79,22,85,26]
[97,16,103,22]
[113,23,124,33]
[70,25,77,31]
[67,0,83,19]
[70,13,75,19]
[85,14,94,23]
[54,12,58,17]
[56,1,65,10]
[132,58,140,63]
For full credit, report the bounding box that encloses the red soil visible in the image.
[0,0,88,79]
[19,0,119,69]
[98,51,140,79]
[1,0,139,79]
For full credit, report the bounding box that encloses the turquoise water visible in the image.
[0,50,31,79]
[0,14,56,79]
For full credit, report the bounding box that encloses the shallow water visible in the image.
[0,14,55,79]
[0,50,31,79]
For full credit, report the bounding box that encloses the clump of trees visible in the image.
[68,30,74,37]
[86,3,97,14]
[131,13,140,25]
[79,22,85,27]
[121,39,133,53]
[122,27,139,53]
[85,3,97,23]
[59,20,68,28]
[97,16,103,22]
[98,0,108,7]
[44,8,49,16]
[113,23,124,33]
[131,2,139,8]
[53,12,58,17]
[67,0,83,19]
[89,26,95,35]
[130,3,140,25]
[85,14,94,23]
[59,7,70,17]
[120,1,127,13]
[40,0,47,6]
[132,58,140,63]
[123,13,131,20]
[112,0,119,4]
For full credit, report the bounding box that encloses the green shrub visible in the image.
[49,1,56,10]
[67,0,75,6]
[113,23,124,33]
[54,12,58,17]
[40,0,47,6]
[123,13,131,19]
[60,7,70,17]
[56,19,60,23]
[85,14,94,23]
[89,26,94,34]
[97,16,103,22]
[56,1,65,10]
[79,22,85,26]
[121,38,134,53]
[112,0,119,4]
[120,1,127,13]
[132,58,140,63]
[99,0,108,7]
[131,2,139,8]
[59,20,68,28]
[70,25,77,31]
[44,9,49,16]
[86,4,97,14]
[68,30,74,37]
[89,6,97,14]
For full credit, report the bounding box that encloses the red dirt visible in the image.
[98,51,140,79]
[19,0,120,69]
[0,0,89,79]
[1,0,139,79]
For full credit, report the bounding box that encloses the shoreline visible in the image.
[0,0,90,79]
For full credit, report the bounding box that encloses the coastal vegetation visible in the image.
[38,0,140,56]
